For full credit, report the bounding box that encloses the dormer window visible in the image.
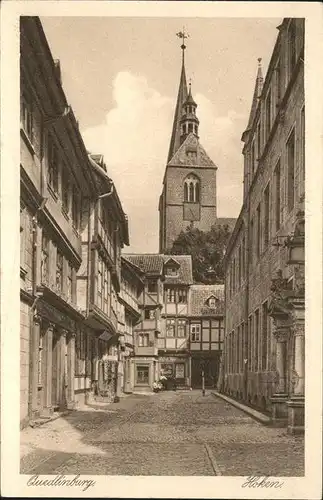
[166,267,178,277]
[164,258,180,277]
[206,295,219,308]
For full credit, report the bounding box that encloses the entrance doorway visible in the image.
[191,355,219,388]
[51,329,60,410]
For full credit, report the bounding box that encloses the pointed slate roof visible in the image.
[167,133,217,168]
[167,60,188,163]
[246,58,264,132]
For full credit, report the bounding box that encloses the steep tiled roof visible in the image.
[189,284,225,316]
[123,254,193,284]
[167,133,216,168]
[123,254,165,275]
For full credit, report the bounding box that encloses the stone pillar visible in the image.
[287,320,305,434]
[292,322,305,396]
[30,314,41,419]
[270,327,289,426]
[42,322,54,417]
[67,332,76,410]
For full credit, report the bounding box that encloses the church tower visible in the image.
[159,31,217,252]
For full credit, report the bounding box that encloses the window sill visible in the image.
[20,127,35,156]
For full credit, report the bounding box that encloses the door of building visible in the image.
[51,329,60,410]
[191,356,219,388]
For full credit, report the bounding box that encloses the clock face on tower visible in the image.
[183,202,200,221]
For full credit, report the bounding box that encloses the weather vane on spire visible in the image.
[176,27,189,63]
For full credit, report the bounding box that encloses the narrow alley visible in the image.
[21,391,304,476]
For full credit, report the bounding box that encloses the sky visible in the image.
[41,17,280,253]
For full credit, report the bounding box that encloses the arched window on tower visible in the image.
[184,174,200,203]
[188,123,193,133]
[184,182,189,202]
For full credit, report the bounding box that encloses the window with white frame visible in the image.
[177,319,187,338]
[190,323,201,342]
[178,288,187,303]
[165,287,176,303]
[138,333,149,347]
[166,319,175,337]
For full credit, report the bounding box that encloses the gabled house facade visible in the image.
[188,285,225,388]
[159,256,193,387]
[123,254,193,390]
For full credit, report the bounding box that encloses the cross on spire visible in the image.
[176,27,189,64]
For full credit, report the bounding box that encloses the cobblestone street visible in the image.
[21,391,304,476]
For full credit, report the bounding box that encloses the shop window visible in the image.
[190,323,201,342]
[136,365,149,384]
[175,363,185,379]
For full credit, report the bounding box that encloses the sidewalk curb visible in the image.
[211,391,271,425]
[29,410,71,428]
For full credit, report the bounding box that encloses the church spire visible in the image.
[167,29,189,163]
[246,57,264,132]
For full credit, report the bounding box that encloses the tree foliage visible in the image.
[166,223,232,284]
